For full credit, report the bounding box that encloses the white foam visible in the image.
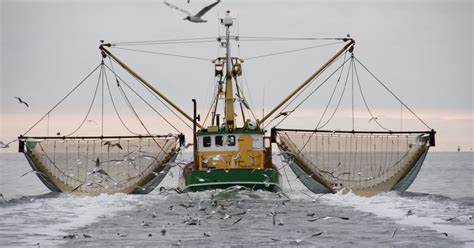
[323,191,474,244]
[0,193,143,246]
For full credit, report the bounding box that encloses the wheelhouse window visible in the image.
[203,136,211,147]
[215,136,223,147]
[227,135,236,146]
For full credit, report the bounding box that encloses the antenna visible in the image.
[262,82,266,126]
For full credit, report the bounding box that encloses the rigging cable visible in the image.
[234,75,258,122]
[101,62,105,135]
[202,87,220,126]
[22,63,102,136]
[238,36,349,42]
[105,59,192,130]
[111,47,211,61]
[353,58,391,131]
[351,55,355,130]
[243,42,343,61]
[266,55,351,129]
[276,58,353,154]
[103,61,140,135]
[63,65,102,137]
[109,69,167,153]
[103,64,182,134]
[354,57,432,130]
[110,37,217,46]
[315,53,352,129]
[264,50,349,128]
[202,68,220,126]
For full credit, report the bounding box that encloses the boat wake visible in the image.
[321,190,474,244]
[0,192,143,246]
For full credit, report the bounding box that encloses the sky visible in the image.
[0,0,472,152]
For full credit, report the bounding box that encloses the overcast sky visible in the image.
[1,0,472,152]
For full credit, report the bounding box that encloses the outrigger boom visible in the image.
[99,45,204,129]
[259,39,355,125]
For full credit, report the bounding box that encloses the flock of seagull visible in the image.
[61,186,340,246]
[54,185,470,247]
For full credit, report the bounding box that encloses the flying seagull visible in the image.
[164,0,220,23]
[368,115,384,122]
[0,140,15,149]
[14,97,29,108]
[235,95,251,109]
[104,141,123,150]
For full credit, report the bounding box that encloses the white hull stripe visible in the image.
[185,181,281,189]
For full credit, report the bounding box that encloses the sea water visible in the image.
[0,152,472,247]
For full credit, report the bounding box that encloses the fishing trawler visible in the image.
[17,12,435,196]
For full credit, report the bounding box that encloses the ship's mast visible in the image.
[223,11,235,131]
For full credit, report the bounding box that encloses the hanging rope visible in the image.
[110,37,217,46]
[112,73,167,153]
[354,57,432,130]
[243,42,343,60]
[264,50,350,128]
[63,65,102,137]
[269,55,352,128]
[235,76,258,121]
[315,54,351,129]
[353,58,391,131]
[280,58,353,154]
[105,60,192,130]
[111,47,211,61]
[105,66,182,134]
[103,63,140,135]
[238,36,349,42]
[351,55,355,130]
[22,63,102,136]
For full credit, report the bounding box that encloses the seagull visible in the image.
[135,186,147,191]
[278,218,284,226]
[331,128,342,135]
[164,0,220,23]
[444,214,473,221]
[89,157,113,180]
[104,141,123,150]
[232,217,243,225]
[181,143,193,149]
[117,233,127,237]
[172,240,182,246]
[307,216,350,222]
[0,140,14,149]
[235,95,251,109]
[368,115,384,122]
[391,228,398,238]
[277,111,293,117]
[86,119,98,125]
[272,232,323,245]
[14,97,29,108]
[20,170,47,177]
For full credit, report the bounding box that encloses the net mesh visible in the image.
[277,131,430,196]
[23,136,179,195]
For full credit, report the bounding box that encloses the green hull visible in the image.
[181,168,282,192]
